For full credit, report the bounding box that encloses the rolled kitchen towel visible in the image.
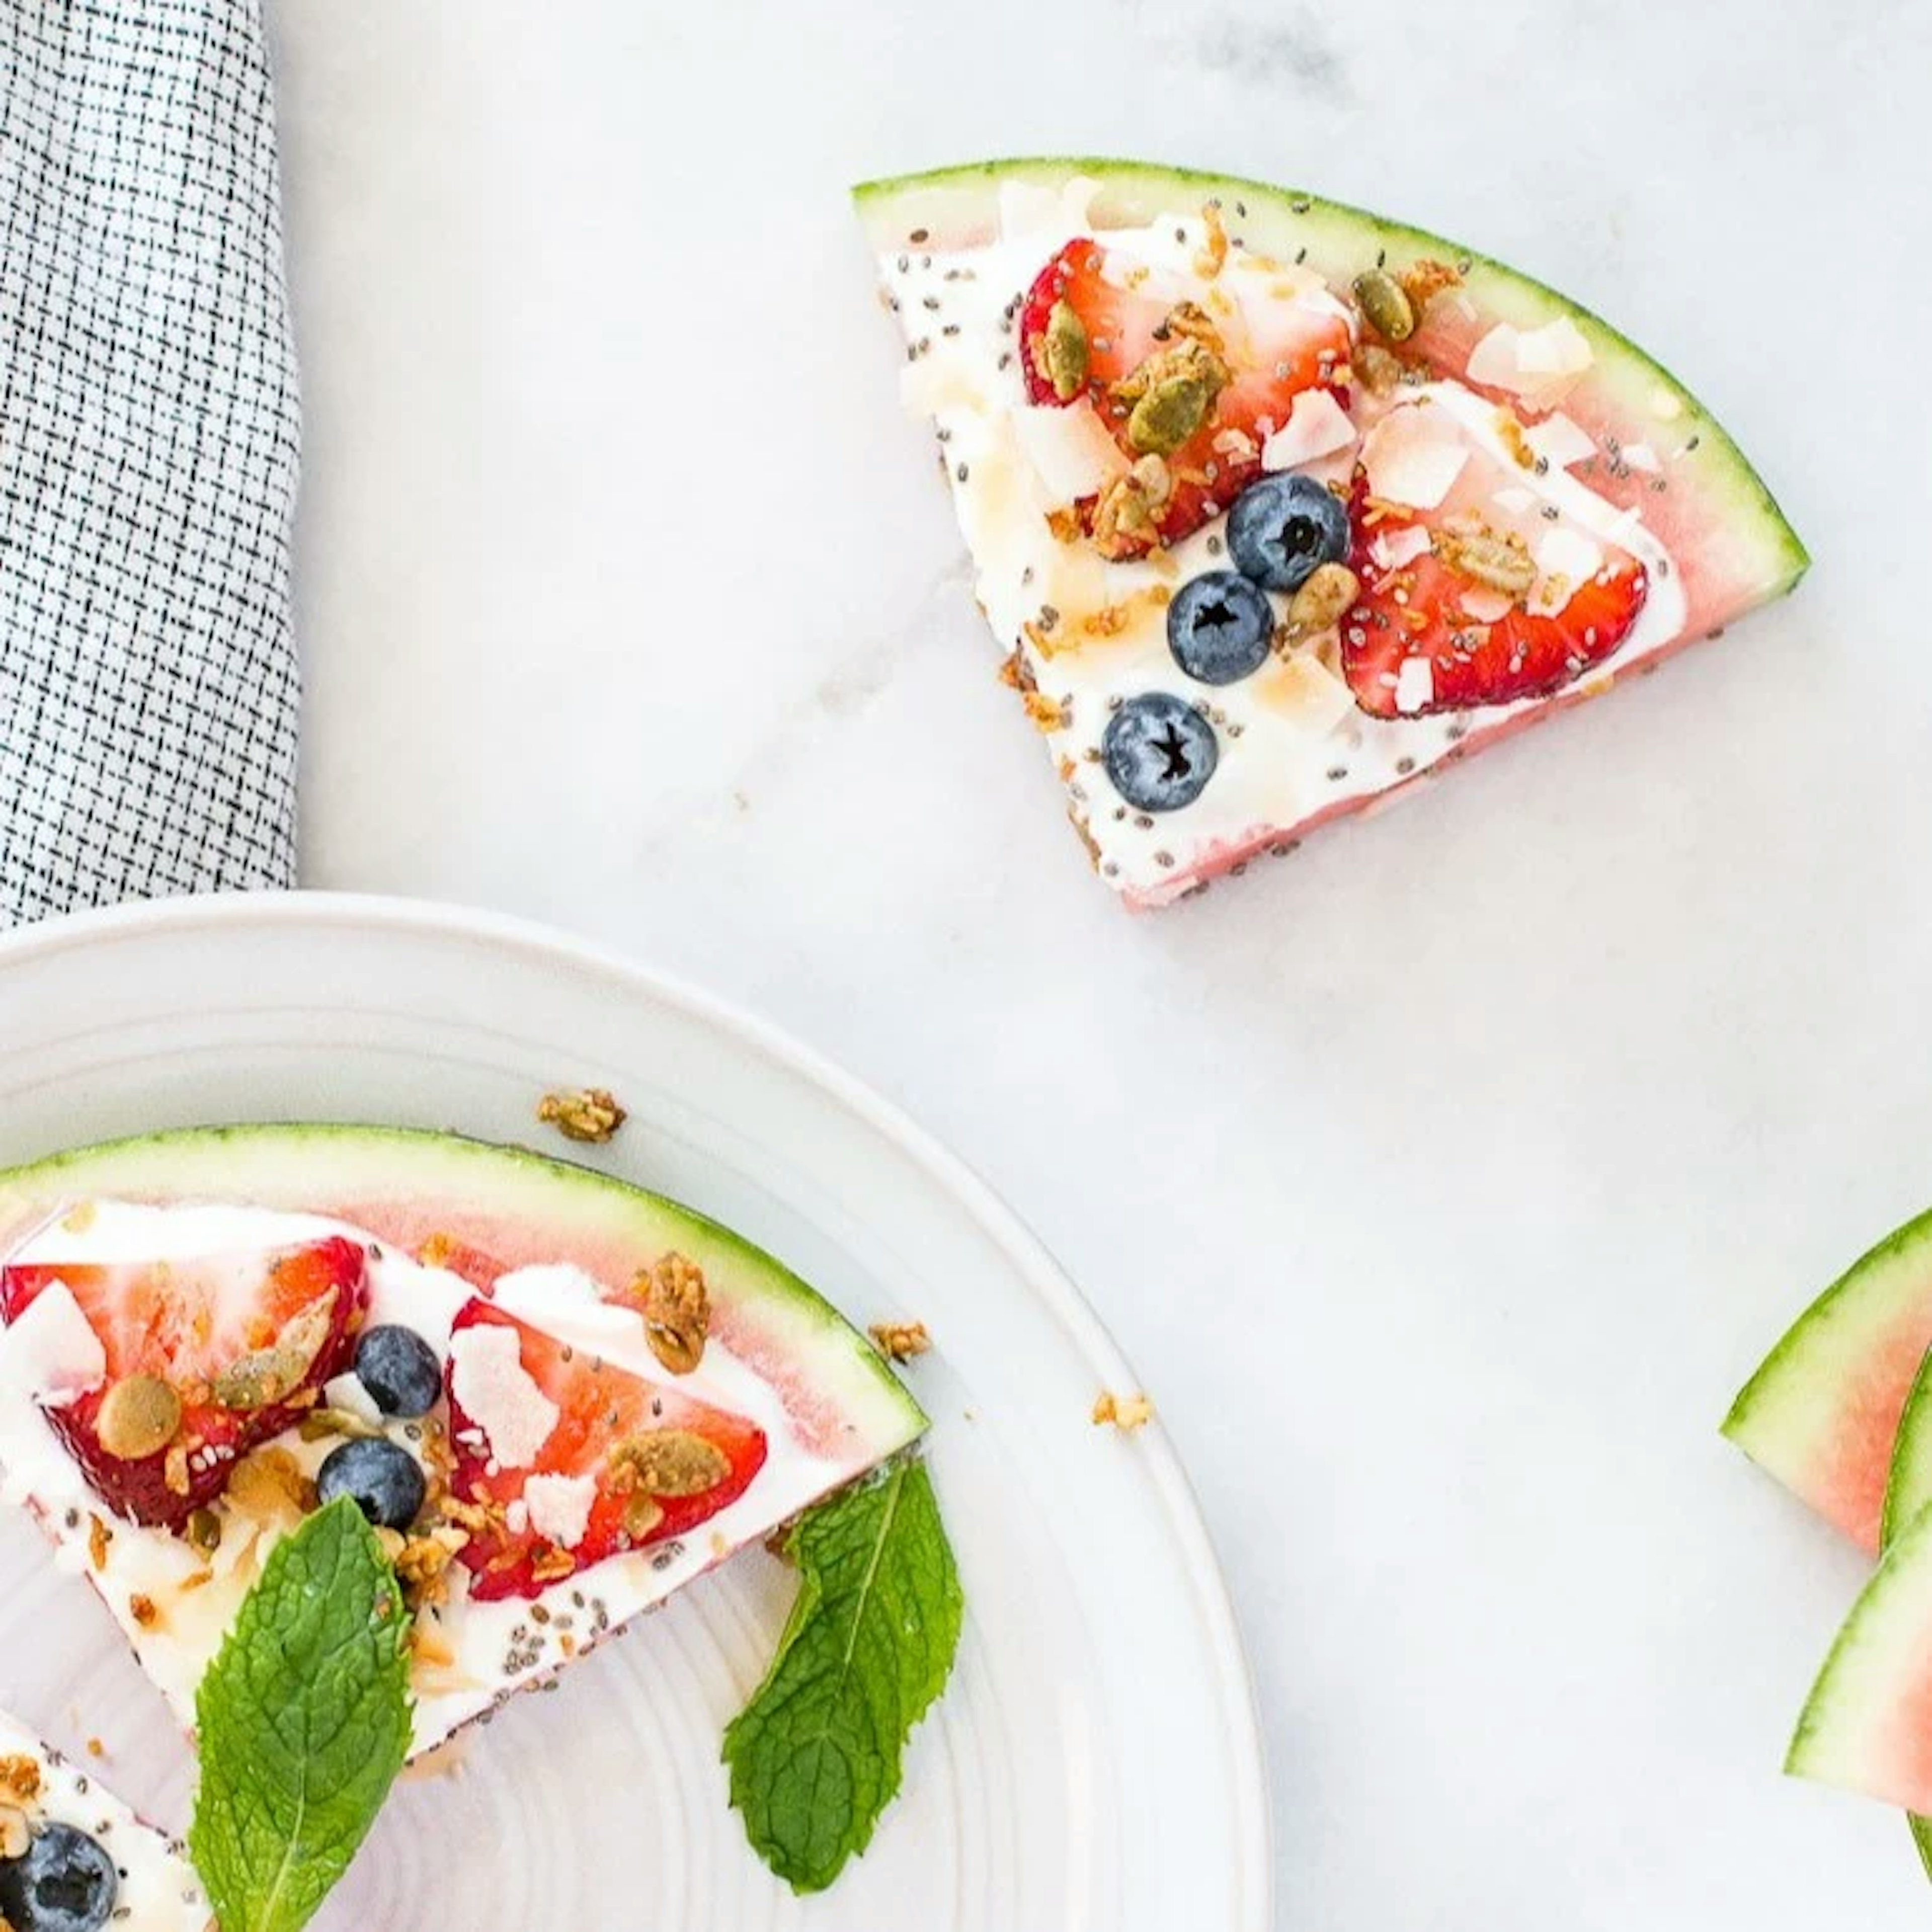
[0,0,300,926]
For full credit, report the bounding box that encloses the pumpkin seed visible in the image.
[212,1292,336,1411]
[1127,374,1214,455]
[1040,299,1089,401]
[96,1375,182,1461]
[1353,269,1416,344]
[1114,337,1228,457]
[297,1405,386,1443]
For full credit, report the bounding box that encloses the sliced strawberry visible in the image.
[0,1237,369,1531]
[1017,237,1350,554]
[1344,530,1648,718]
[445,1299,767,1602]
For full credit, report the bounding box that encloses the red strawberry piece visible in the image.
[1343,510,1649,719]
[445,1299,767,1603]
[0,1237,370,1531]
[1017,237,1350,555]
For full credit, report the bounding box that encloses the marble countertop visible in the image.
[267,1,1930,1922]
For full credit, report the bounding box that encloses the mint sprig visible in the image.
[724,1458,963,1893]
[189,1497,414,1932]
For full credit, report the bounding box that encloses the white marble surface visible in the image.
[268,2,1931,1924]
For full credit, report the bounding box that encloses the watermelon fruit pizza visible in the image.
[0,1709,211,1930]
[0,1123,962,1925]
[1725,1208,1932,1879]
[857,157,1808,907]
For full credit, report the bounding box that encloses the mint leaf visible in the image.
[724,1458,963,1893]
[189,1497,413,1932]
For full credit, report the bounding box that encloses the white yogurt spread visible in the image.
[0,1203,855,1761]
[879,181,1690,902]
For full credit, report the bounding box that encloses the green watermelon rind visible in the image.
[1884,1350,1932,1551]
[854,156,1808,601]
[1721,1207,1932,1542]
[0,1123,927,1455]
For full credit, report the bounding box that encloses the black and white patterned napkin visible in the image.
[0,0,300,926]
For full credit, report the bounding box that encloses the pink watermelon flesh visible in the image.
[1723,1208,1932,1552]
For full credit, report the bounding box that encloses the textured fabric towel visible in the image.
[0,0,300,926]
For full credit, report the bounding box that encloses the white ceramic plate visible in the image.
[0,894,1268,1932]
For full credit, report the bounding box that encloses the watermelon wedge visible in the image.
[0,1125,926,1761]
[1722,1209,1932,1551]
[1788,1499,1932,1818]
[857,157,1807,908]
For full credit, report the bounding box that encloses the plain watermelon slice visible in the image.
[1788,1498,1932,1819]
[1722,1209,1932,1552]
[858,157,1808,908]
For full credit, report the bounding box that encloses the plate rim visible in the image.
[0,889,1273,1929]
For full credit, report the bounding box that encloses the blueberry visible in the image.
[1166,571,1273,686]
[1102,693,1219,813]
[0,1822,118,1932]
[355,1324,443,1419]
[1227,472,1350,592]
[316,1435,426,1532]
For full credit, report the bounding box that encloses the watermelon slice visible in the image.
[1788,1498,1932,1819]
[857,157,1807,908]
[0,1125,926,1761]
[1722,1208,1932,1552]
